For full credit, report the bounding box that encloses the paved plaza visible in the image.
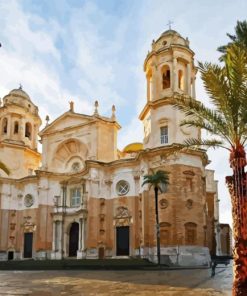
[0,266,232,296]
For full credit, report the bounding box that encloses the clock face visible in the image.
[24,194,34,207]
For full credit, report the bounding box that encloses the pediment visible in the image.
[40,112,94,136]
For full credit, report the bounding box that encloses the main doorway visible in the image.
[23,232,33,258]
[69,222,79,257]
[116,226,129,256]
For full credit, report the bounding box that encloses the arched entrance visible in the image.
[69,222,79,257]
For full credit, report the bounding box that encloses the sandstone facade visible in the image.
[0,30,226,266]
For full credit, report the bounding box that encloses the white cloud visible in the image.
[1,0,245,229]
[118,117,143,150]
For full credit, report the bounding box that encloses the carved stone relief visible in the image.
[186,199,193,209]
[160,198,169,209]
[114,206,131,226]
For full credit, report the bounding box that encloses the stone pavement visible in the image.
[0,265,232,296]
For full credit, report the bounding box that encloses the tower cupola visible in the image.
[0,87,41,178]
[144,29,197,102]
[139,30,200,149]
[0,86,41,150]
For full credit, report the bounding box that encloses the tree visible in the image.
[142,170,169,266]
[218,20,247,61]
[0,161,9,175]
[172,43,247,295]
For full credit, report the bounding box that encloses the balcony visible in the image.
[53,194,88,215]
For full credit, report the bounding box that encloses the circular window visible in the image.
[71,162,81,172]
[116,180,130,196]
[24,194,34,207]
[160,198,169,209]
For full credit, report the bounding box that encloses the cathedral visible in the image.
[0,30,225,266]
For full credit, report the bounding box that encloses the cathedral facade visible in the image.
[0,30,222,265]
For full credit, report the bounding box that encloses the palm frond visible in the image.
[182,138,230,151]
[173,96,232,144]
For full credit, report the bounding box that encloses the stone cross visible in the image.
[167,20,173,30]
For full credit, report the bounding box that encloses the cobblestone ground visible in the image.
[0,266,232,296]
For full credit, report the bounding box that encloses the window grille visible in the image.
[70,188,81,207]
[160,126,168,144]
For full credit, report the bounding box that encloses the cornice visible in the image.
[0,141,41,157]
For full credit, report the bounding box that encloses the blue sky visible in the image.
[1,0,247,225]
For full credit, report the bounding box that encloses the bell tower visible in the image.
[139,30,200,149]
[0,87,41,178]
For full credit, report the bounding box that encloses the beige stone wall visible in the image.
[40,113,119,173]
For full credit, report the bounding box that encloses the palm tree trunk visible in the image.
[226,147,247,296]
[154,186,161,266]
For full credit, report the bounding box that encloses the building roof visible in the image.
[8,87,31,101]
[161,29,181,37]
[123,142,143,153]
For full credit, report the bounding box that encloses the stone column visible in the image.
[81,219,85,250]
[20,117,25,139]
[32,124,37,150]
[7,115,11,138]
[59,221,63,252]
[192,77,196,98]
[78,218,82,251]
[172,57,178,92]
[151,66,156,101]
[52,221,56,251]
[187,63,191,96]
[146,75,150,101]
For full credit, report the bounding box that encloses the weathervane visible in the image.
[167,20,173,30]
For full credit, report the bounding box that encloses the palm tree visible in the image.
[0,161,9,175]
[171,43,247,295]
[142,169,169,266]
[218,20,247,61]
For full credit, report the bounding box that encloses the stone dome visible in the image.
[3,87,34,107]
[8,88,31,101]
[146,29,191,59]
[2,87,40,118]
[161,29,181,37]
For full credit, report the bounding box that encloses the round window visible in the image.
[71,162,81,172]
[116,180,130,196]
[24,194,34,207]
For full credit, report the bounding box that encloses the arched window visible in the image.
[2,118,8,134]
[185,222,197,245]
[178,70,184,90]
[25,122,32,140]
[160,222,171,245]
[161,65,170,89]
[14,121,19,134]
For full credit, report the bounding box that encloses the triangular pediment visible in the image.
[39,112,95,136]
